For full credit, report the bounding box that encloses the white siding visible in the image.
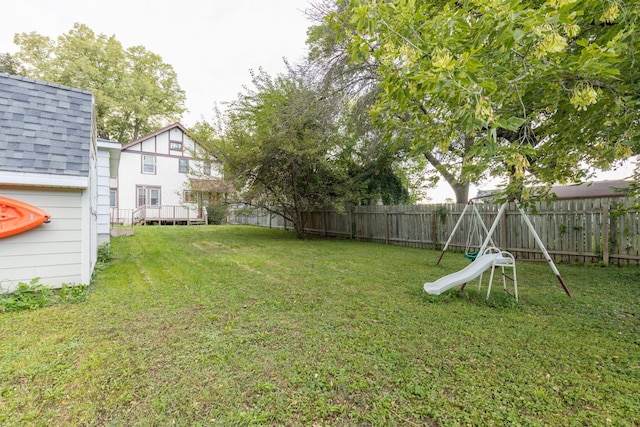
[97,148,111,244]
[0,187,85,292]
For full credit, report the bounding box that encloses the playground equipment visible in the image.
[436,199,495,264]
[426,199,571,299]
[424,246,517,299]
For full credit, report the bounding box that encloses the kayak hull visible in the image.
[0,196,51,239]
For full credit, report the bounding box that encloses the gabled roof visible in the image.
[0,73,93,177]
[121,122,191,150]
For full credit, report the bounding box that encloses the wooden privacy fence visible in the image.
[228,198,640,266]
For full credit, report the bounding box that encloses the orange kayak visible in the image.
[0,196,51,239]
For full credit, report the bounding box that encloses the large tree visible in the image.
[210,65,355,237]
[308,0,484,203]
[307,1,423,204]
[13,23,185,142]
[323,0,640,201]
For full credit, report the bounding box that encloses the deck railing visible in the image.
[111,205,207,226]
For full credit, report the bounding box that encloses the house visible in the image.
[113,122,229,225]
[0,73,119,292]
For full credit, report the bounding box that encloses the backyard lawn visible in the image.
[1,225,638,426]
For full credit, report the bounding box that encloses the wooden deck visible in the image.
[111,205,207,226]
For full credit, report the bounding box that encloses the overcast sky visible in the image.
[0,0,313,126]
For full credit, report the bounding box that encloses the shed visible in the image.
[0,73,107,292]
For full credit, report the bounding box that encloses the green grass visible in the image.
[1,225,638,426]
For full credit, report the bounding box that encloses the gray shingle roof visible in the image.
[0,73,93,177]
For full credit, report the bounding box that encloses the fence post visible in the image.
[602,203,610,266]
[322,208,327,237]
[431,209,438,250]
[385,211,389,244]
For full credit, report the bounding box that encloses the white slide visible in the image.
[424,251,514,295]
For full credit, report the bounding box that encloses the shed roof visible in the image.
[0,73,93,177]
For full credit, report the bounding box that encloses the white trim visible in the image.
[0,171,88,188]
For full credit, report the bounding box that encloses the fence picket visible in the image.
[228,199,639,265]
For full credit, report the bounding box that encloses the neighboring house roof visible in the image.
[121,122,191,150]
[0,73,93,178]
[550,179,631,200]
[477,179,632,201]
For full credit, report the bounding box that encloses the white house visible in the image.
[113,122,228,225]
[0,73,119,292]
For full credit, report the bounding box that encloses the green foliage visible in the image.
[213,65,356,237]
[351,161,411,205]
[0,279,88,313]
[56,283,90,304]
[0,279,53,312]
[204,203,228,225]
[320,0,640,201]
[97,242,113,266]
[0,52,20,74]
[12,23,185,142]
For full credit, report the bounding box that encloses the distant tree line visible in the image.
[3,23,185,142]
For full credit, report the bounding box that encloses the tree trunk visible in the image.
[452,183,470,204]
[293,209,306,238]
[423,152,471,203]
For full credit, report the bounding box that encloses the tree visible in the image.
[0,53,20,74]
[308,0,482,203]
[13,23,185,142]
[210,65,354,238]
[306,0,422,203]
[324,0,640,201]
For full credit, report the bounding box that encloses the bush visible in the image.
[205,203,228,225]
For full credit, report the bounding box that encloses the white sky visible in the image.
[0,0,313,126]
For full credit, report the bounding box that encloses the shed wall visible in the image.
[0,187,84,292]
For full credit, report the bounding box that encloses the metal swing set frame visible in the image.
[436,198,572,298]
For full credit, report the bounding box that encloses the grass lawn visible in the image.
[1,225,639,426]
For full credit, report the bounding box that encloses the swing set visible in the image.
[426,197,572,299]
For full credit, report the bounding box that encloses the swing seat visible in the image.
[464,248,481,261]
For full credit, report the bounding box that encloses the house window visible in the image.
[170,140,183,151]
[142,155,156,174]
[109,189,117,207]
[203,161,211,176]
[136,186,161,207]
[179,158,189,174]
